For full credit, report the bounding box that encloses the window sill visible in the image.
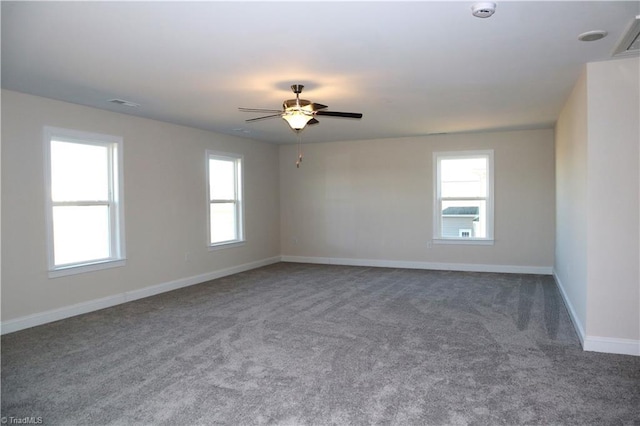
[49,258,126,279]
[208,240,246,251]
[432,238,494,246]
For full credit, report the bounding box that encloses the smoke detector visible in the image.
[472,2,496,18]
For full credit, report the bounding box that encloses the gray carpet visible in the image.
[2,263,639,425]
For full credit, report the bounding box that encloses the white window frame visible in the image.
[43,126,126,278]
[206,151,244,249]
[433,150,494,245]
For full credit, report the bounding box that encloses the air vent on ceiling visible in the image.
[613,15,640,57]
[108,98,141,108]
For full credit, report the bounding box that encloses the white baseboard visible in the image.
[552,270,587,346]
[583,336,640,356]
[1,292,129,336]
[123,256,281,303]
[6,257,637,356]
[281,255,553,275]
[1,256,281,335]
[553,270,639,356]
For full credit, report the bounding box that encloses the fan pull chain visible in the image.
[296,133,303,168]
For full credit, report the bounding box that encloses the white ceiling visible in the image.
[2,1,638,144]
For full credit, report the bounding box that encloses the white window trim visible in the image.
[206,150,245,249]
[433,149,494,245]
[43,126,126,278]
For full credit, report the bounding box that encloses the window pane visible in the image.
[51,141,109,201]
[210,202,236,243]
[441,157,487,198]
[53,205,110,265]
[441,200,487,238]
[209,159,235,200]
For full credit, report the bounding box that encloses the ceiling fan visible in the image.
[239,84,363,133]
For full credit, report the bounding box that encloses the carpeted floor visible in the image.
[2,263,639,425]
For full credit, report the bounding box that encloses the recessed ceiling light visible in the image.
[578,30,608,42]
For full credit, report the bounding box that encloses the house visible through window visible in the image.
[207,151,244,247]
[458,228,472,238]
[434,150,494,244]
[44,126,125,277]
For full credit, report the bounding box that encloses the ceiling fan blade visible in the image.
[239,107,284,113]
[307,118,320,126]
[311,103,328,111]
[315,111,363,119]
[245,114,282,122]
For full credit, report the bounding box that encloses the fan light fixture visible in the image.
[282,109,313,132]
[239,84,363,167]
[239,84,363,134]
[281,89,316,132]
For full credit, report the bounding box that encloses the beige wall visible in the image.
[585,57,640,341]
[5,57,637,352]
[1,90,281,322]
[555,68,589,334]
[280,129,555,270]
[555,56,640,350]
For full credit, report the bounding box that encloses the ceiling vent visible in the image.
[108,98,140,108]
[613,15,640,57]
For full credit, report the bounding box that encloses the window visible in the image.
[44,127,125,277]
[434,150,494,244]
[207,151,244,247]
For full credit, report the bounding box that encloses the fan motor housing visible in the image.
[284,99,312,109]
